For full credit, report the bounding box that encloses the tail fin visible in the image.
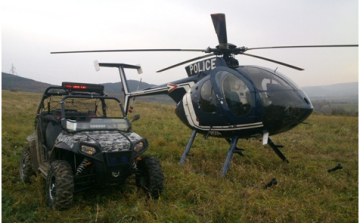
[94,60,142,115]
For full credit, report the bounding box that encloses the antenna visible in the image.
[10,64,17,75]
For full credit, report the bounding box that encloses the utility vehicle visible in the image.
[19,82,164,210]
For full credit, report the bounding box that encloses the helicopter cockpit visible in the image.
[197,72,252,116]
[208,67,257,123]
[189,66,258,129]
[237,66,313,134]
[185,65,313,136]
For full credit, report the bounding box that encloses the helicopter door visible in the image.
[210,67,256,124]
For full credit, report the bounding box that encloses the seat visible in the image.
[45,121,62,150]
[224,90,242,114]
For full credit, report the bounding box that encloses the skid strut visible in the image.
[268,138,289,163]
[225,138,244,156]
[179,130,197,165]
[179,132,288,176]
[221,135,239,177]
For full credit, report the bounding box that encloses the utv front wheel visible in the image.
[136,155,164,199]
[46,160,74,210]
[19,146,35,183]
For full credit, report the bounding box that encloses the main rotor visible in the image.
[51,13,358,72]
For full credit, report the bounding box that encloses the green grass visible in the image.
[2,90,358,222]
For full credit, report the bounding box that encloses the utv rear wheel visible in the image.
[19,146,35,183]
[46,160,74,210]
[136,155,164,199]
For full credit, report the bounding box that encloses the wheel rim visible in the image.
[49,175,56,200]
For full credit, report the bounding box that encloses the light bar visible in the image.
[62,82,104,94]
[64,84,87,90]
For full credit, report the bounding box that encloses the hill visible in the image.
[302,82,358,102]
[2,72,358,103]
[1,72,155,94]
[1,72,53,93]
[101,79,154,93]
[2,72,174,104]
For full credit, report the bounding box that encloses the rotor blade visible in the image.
[51,49,206,54]
[157,54,215,73]
[211,13,228,48]
[247,44,358,51]
[241,53,304,71]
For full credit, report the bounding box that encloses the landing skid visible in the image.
[179,130,197,165]
[268,138,289,163]
[179,131,289,176]
[221,136,239,176]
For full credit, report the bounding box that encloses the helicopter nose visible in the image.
[261,90,313,135]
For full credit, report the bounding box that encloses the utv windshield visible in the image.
[66,118,129,132]
[61,96,129,132]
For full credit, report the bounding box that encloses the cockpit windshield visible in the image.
[237,66,298,91]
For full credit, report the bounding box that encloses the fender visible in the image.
[49,143,74,163]
[26,132,39,172]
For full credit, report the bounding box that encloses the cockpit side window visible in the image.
[222,73,252,116]
[200,80,217,113]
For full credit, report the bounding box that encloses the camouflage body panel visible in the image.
[55,131,142,152]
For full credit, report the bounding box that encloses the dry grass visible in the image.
[2,90,358,222]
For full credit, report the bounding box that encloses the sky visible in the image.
[1,0,358,87]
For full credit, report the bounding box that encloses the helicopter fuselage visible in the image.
[122,57,313,140]
[158,57,313,139]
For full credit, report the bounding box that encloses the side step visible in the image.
[38,162,50,178]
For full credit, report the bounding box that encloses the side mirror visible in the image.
[131,114,140,123]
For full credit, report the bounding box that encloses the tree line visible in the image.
[312,100,358,116]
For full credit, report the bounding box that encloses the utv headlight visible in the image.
[81,145,96,155]
[134,141,144,153]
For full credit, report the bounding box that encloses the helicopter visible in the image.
[51,13,358,176]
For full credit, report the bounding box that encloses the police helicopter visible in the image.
[52,13,358,176]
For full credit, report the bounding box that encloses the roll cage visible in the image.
[35,83,130,142]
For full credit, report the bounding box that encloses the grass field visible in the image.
[2,90,358,222]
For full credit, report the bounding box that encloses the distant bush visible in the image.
[331,108,346,116]
[312,100,358,116]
